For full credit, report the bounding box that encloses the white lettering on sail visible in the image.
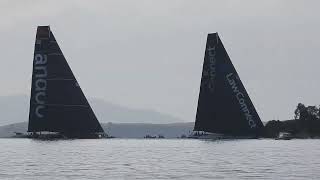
[35,79,47,91]
[226,73,257,128]
[35,54,47,65]
[203,45,217,91]
[34,53,47,118]
[35,105,45,118]
[35,91,45,104]
[34,66,47,78]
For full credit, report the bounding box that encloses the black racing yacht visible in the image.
[190,33,264,139]
[26,26,106,139]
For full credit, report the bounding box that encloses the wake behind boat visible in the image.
[23,26,107,139]
[190,33,264,139]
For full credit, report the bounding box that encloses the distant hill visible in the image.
[0,122,194,138]
[0,95,186,126]
[0,122,28,138]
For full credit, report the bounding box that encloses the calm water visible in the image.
[0,138,320,180]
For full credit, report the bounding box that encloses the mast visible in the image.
[194,33,264,136]
[28,26,104,135]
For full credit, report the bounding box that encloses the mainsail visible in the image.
[194,33,264,136]
[28,26,104,136]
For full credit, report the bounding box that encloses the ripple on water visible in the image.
[0,139,320,179]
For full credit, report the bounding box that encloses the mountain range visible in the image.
[0,121,194,138]
[0,95,193,138]
[0,95,187,126]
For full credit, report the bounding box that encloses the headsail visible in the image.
[194,33,264,136]
[28,26,104,135]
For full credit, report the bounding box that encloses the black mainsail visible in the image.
[28,26,105,138]
[194,33,264,137]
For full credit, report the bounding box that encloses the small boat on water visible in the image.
[190,33,264,139]
[24,26,107,139]
[144,134,165,139]
[275,132,293,140]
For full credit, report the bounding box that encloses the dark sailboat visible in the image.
[191,33,264,139]
[27,26,106,139]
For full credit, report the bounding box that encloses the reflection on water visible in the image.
[0,139,319,179]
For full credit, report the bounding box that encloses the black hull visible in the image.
[17,132,108,139]
[188,134,258,140]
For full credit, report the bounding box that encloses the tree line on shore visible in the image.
[264,103,320,138]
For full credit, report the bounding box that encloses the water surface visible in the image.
[0,138,319,179]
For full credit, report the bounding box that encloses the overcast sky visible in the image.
[0,0,319,122]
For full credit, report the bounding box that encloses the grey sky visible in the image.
[0,0,319,122]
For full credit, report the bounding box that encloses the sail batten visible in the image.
[194,33,263,136]
[31,103,90,107]
[28,26,104,135]
[47,53,63,56]
[45,78,74,80]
